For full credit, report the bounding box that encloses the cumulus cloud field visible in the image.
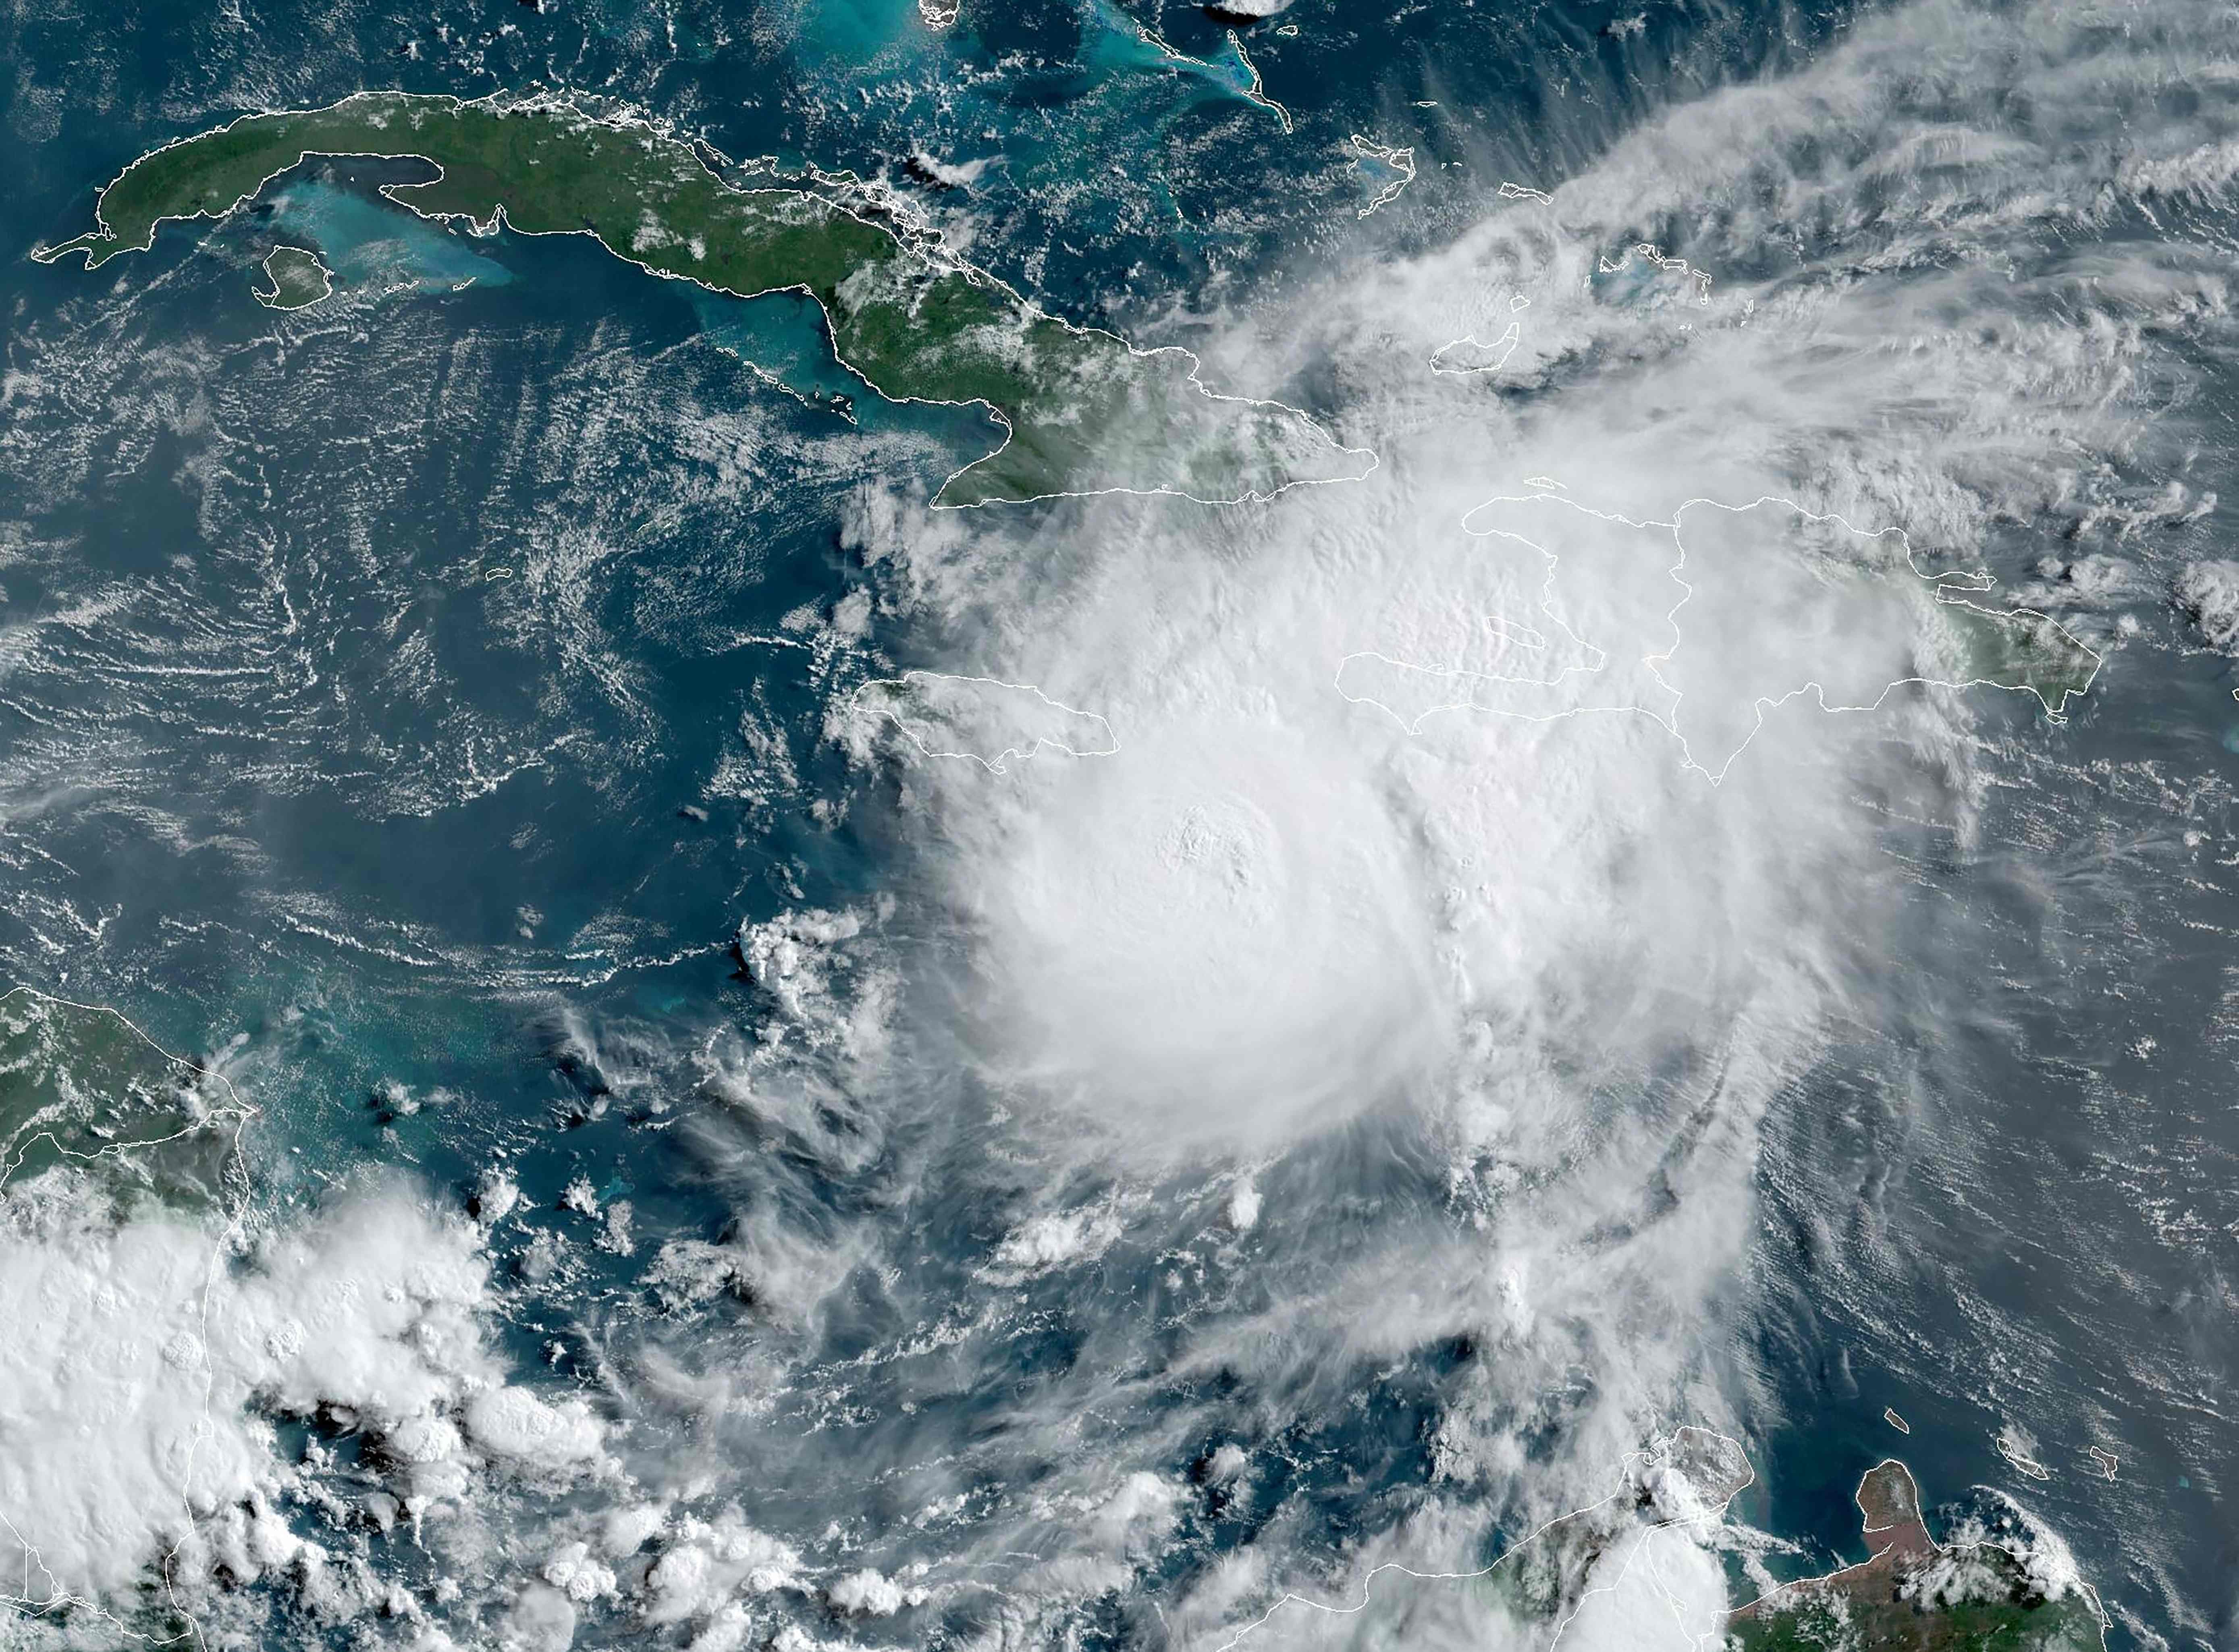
[4,0,2228,1642]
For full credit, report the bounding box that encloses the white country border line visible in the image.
[1116,13,1293,135]
[1544,1483,1735,1652]
[1231,37,1292,136]
[1333,487,1676,738]
[1640,495,2105,784]
[1459,483,1687,719]
[1428,322,1521,376]
[1598,241,1712,306]
[1347,133,1416,217]
[1996,1430,2052,1482]
[1348,488,2102,785]
[1333,641,1615,738]
[1439,175,1700,391]
[0,984,260,1650]
[854,670,1120,774]
[1333,650,1480,734]
[250,242,333,312]
[1211,1426,1754,1652]
[1722,1458,2110,1651]
[32,90,1374,513]
[1487,613,1551,649]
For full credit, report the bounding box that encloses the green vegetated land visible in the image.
[254,243,332,309]
[0,990,242,1212]
[1933,592,2101,716]
[1727,1463,2104,1652]
[41,93,1370,506]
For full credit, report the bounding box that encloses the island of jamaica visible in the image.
[38,92,1374,507]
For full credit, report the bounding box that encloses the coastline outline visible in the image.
[33,89,1375,513]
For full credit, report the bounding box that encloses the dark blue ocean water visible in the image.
[3,0,2235,1647]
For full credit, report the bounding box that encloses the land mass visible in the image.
[0,987,246,1212]
[253,241,332,310]
[855,671,1119,773]
[1727,1461,2104,1651]
[38,92,1371,506]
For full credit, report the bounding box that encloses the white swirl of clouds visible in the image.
[8,0,2236,1642]
[827,0,2223,1638]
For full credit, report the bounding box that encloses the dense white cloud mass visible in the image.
[962,712,1445,1142]
[8,0,2228,1641]
[806,0,2211,1633]
[2175,559,2239,654]
[0,1177,611,1630]
[849,672,1120,773]
[1196,1428,1753,1650]
[850,436,1903,1584]
[1556,1525,1730,1652]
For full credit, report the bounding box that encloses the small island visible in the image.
[252,242,333,310]
[1727,1461,2104,1651]
[37,93,1372,506]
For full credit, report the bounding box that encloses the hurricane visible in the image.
[0,0,2232,1647]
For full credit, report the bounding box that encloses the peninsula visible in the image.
[1728,1461,2104,1651]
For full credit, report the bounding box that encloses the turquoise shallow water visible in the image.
[3,0,2237,1647]
[262,175,514,296]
